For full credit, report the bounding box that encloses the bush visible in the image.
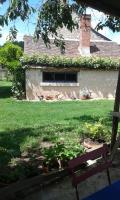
[0,42,23,72]
[0,42,25,99]
[42,142,85,169]
[11,67,25,99]
[83,119,111,142]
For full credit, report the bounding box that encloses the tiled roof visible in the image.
[91,41,120,57]
[91,29,111,41]
[24,27,120,58]
[57,26,111,42]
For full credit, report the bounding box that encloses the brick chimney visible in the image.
[78,14,91,56]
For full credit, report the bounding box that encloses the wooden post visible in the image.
[111,69,120,149]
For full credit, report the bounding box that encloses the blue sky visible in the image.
[0,1,120,45]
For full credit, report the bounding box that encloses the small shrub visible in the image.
[11,67,25,99]
[0,42,24,99]
[83,119,111,142]
[42,142,85,169]
[0,42,23,72]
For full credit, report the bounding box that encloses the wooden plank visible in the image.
[0,169,68,200]
[111,69,120,150]
[68,144,108,170]
[72,161,112,187]
[112,112,120,118]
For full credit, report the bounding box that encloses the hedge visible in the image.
[21,55,120,70]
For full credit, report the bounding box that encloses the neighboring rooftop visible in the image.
[24,15,120,58]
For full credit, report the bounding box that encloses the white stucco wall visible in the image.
[78,70,118,98]
[26,68,118,100]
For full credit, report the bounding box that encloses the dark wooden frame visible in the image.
[68,144,112,200]
[111,69,120,149]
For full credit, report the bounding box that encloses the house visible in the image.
[24,15,120,100]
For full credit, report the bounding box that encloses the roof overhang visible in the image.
[76,0,120,17]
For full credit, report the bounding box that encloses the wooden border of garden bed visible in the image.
[0,144,109,200]
[0,169,68,200]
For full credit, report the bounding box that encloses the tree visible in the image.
[0,0,120,48]
[13,41,24,50]
[0,41,24,99]
[0,42,23,72]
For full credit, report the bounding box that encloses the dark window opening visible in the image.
[55,73,65,82]
[43,72,77,83]
[43,72,54,82]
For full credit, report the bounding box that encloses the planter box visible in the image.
[0,169,68,200]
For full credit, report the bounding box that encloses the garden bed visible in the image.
[0,138,105,189]
[0,81,113,188]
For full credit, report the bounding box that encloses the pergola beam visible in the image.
[76,0,120,17]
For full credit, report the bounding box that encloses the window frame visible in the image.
[42,71,78,83]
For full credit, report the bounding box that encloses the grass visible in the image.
[0,80,114,183]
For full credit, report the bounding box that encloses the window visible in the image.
[43,72,77,83]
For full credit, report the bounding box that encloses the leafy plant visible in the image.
[0,42,25,99]
[42,142,84,169]
[0,42,23,72]
[22,54,120,70]
[11,67,25,99]
[83,119,111,141]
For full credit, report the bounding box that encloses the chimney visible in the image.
[78,14,91,56]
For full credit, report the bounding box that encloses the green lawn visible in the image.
[0,80,113,130]
[0,80,114,183]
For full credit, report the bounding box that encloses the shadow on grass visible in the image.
[0,124,70,166]
[0,126,48,162]
[0,124,78,184]
[0,114,112,167]
[65,114,112,126]
[0,126,46,183]
[0,116,112,184]
[0,85,12,98]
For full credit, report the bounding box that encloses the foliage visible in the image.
[42,142,85,168]
[83,119,111,141]
[22,54,120,70]
[0,42,25,99]
[0,83,114,183]
[1,0,35,25]
[34,0,83,52]
[13,41,24,50]
[0,42,23,72]
[7,26,18,42]
[1,0,120,50]
[0,0,83,49]
[97,16,120,32]
[11,67,25,99]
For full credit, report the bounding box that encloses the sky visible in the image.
[0,0,120,45]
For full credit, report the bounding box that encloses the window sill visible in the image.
[40,82,80,87]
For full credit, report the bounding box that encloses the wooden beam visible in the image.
[111,69,120,149]
[76,0,120,17]
[112,112,120,119]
